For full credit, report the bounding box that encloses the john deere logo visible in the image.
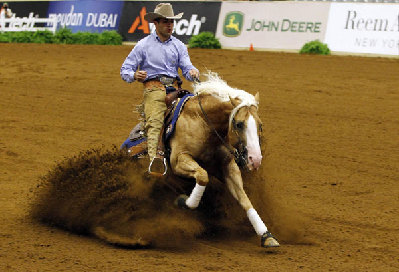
[223,12,244,37]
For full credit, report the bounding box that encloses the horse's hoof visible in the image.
[174,194,189,209]
[261,231,280,248]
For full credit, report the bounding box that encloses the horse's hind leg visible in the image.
[171,152,208,209]
[223,159,280,248]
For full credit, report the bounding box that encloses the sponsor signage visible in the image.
[0,16,57,33]
[118,1,221,43]
[324,3,399,55]
[1,1,49,18]
[47,1,124,32]
[0,1,51,31]
[223,11,244,37]
[216,2,329,50]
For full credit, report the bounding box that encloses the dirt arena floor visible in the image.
[1,43,398,272]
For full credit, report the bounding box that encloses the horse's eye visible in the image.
[235,121,244,130]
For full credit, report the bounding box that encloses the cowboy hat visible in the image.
[144,3,183,23]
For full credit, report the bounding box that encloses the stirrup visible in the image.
[148,157,167,176]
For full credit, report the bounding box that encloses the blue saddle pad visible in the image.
[121,136,146,150]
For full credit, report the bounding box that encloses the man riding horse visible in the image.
[120,4,280,249]
[120,3,199,175]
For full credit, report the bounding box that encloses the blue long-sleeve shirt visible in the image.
[120,32,198,83]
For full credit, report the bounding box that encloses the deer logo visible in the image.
[223,12,244,37]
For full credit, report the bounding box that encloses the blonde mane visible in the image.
[193,72,258,129]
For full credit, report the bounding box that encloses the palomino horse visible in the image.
[170,73,279,248]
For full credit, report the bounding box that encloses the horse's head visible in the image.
[228,93,263,171]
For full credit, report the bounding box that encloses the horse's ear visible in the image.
[229,96,241,107]
[254,92,260,104]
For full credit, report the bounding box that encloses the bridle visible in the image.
[231,118,249,168]
[197,94,248,168]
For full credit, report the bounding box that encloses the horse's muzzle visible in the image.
[247,153,262,170]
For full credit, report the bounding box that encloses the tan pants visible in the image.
[143,83,167,159]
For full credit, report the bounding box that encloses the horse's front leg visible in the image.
[170,152,208,209]
[223,158,280,248]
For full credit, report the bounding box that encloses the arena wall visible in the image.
[2,0,398,56]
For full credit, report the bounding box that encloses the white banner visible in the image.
[216,2,329,50]
[324,3,399,55]
[0,13,57,33]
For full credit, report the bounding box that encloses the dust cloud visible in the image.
[31,146,309,248]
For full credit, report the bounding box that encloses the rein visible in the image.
[196,94,247,168]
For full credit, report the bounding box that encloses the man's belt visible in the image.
[144,75,180,86]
